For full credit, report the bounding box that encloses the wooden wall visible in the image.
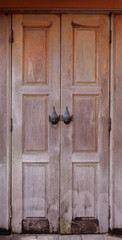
[0,15,11,231]
[0,0,122,9]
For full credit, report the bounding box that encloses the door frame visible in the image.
[6,11,114,233]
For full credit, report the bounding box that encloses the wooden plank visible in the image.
[111,15,122,230]
[0,15,11,231]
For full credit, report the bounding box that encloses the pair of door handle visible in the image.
[49,106,73,125]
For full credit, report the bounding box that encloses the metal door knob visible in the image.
[61,106,73,124]
[49,107,60,124]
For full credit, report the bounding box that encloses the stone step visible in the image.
[0,235,122,240]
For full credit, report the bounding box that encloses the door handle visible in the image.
[49,107,60,124]
[61,106,73,124]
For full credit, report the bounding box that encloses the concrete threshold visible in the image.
[0,235,122,240]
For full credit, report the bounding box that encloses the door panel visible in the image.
[61,15,109,233]
[12,14,60,233]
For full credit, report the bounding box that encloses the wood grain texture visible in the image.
[24,164,46,218]
[12,14,60,233]
[73,29,97,84]
[23,27,48,84]
[23,95,48,152]
[73,96,98,152]
[73,165,96,218]
[111,15,122,229]
[61,14,109,234]
[0,15,11,230]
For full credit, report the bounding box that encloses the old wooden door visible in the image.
[12,14,109,234]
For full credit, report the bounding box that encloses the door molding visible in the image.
[1,9,122,14]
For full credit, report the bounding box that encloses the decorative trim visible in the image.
[1,8,122,14]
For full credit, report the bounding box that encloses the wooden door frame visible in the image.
[1,8,122,14]
[0,14,11,234]
[6,11,115,233]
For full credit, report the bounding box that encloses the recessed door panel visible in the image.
[23,95,48,152]
[73,28,97,85]
[23,164,46,218]
[73,164,96,218]
[23,27,48,84]
[73,95,98,152]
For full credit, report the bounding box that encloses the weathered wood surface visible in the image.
[111,15,122,230]
[22,218,49,233]
[0,15,11,231]
[12,14,60,233]
[71,218,99,234]
[61,14,109,233]
[12,14,110,234]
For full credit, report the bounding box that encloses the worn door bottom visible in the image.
[22,217,99,234]
[71,218,99,234]
[22,218,49,234]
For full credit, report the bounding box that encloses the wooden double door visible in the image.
[12,14,109,234]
